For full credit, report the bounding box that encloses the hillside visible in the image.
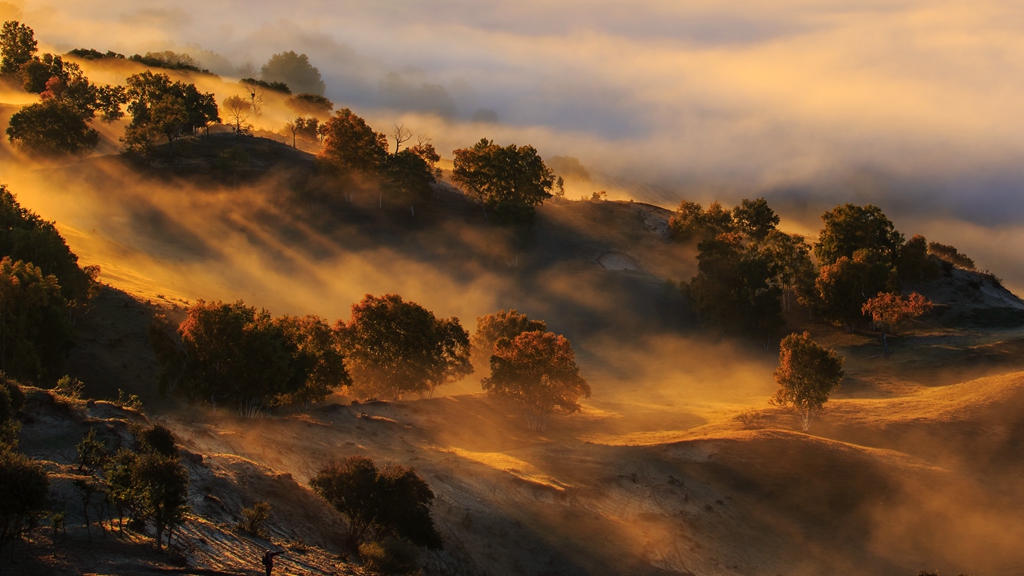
[5,135,1024,576]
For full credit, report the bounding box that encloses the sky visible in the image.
[7,0,1024,289]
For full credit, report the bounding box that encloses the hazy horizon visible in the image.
[6,0,1024,291]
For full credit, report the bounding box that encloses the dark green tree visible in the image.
[0,257,74,383]
[19,52,82,93]
[384,140,441,214]
[482,330,590,431]
[814,203,904,267]
[122,71,218,158]
[273,314,352,406]
[815,249,899,331]
[336,294,472,400]
[0,20,36,75]
[311,456,442,549]
[897,235,940,282]
[131,452,189,550]
[7,98,100,156]
[686,233,784,343]
[668,200,735,243]
[0,184,98,303]
[452,138,558,224]
[0,447,49,555]
[261,51,325,95]
[732,197,780,241]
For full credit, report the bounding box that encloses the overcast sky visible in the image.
[12,0,1024,286]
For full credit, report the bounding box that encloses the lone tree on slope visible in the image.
[482,330,590,431]
[770,332,844,432]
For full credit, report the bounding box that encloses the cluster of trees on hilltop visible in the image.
[674,197,960,346]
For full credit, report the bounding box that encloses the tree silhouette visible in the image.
[0,258,74,383]
[452,138,558,224]
[771,332,844,431]
[261,51,325,96]
[311,456,442,549]
[0,20,36,75]
[482,331,590,431]
[336,294,472,400]
[0,448,49,556]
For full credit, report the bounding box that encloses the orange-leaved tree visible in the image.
[771,332,844,432]
[482,331,589,431]
[470,309,546,368]
[861,292,932,355]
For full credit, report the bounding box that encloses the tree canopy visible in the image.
[0,20,36,75]
[770,332,844,431]
[7,98,100,156]
[336,294,472,400]
[316,108,389,180]
[261,51,325,96]
[482,330,590,431]
[311,455,442,549]
[471,309,547,368]
[0,257,74,383]
[151,300,349,412]
[815,250,898,330]
[286,93,333,117]
[452,138,559,224]
[122,71,219,158]
[814,203,903,267]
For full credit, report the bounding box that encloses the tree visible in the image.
[471,309,546,368]
[131,452,189,550]
[755,230,815,312]
[482,331,590,431]
[732,197,780,241]
[19,52,83,93]
[668,200,735,243]
[0,258,74,383]
[310,456,442,549]
[123,71,218,158]
[896,235,940,282]
[0,20,36,75]
[0,184,98,303]
[286,93,333,117]
[222,94,250,134]
[316,108,389,182]
[452,138,558,224]
[927,241,975,270]
[862,292,932,355]
[770,332,844,431]
[816,250,898,331]
[686,233,784,344]
[814,203,904,267]
[7,99,100,156]
[153,302,349,411]
[167,301,292,411]
[0,447,49,555]
[273,314,352,406]
[384,138,441,213]
[336,294,472,400]
[261,51,325,96]
[239,78,265,117]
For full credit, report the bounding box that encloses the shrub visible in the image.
[359,537,419,575]
[237,500,271,539]
[0,447,49,555]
